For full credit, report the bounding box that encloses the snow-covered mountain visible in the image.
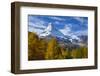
[39,23,82,43]
[29,22,87,46]
[39,23,66,39]
[39,23,52,37]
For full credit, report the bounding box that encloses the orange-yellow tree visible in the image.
[45,38,67,59]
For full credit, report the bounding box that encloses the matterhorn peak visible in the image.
[39,23,52,37]
[44,23,52,32]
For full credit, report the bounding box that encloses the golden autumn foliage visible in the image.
[28,32,46,60]
[71,47,88,58]
[45,38,68,59]
[28,32,88,60]
[45,38,57,59]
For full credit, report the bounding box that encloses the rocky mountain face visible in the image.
[38,23,87,48]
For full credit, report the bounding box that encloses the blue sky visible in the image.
[28,15,88,36]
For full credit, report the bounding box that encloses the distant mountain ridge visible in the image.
[29,23,88,47]
[39,23,82,42]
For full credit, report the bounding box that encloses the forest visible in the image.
[28,32,88,60]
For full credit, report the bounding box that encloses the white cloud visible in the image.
[73,17,84,23]
[59,23,87,36]
[29,16,46,27]
[28,26,44,35]
[29,16,45,24]
[28,16,47,35]
[49,16,65,21]
[29,22,46,29]
[55,21,60,24]
[59,24,71,36]
[74,30,88,36]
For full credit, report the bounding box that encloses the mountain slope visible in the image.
[39,23,82,43]
[39,23,66,38]
[29,22,87,47]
